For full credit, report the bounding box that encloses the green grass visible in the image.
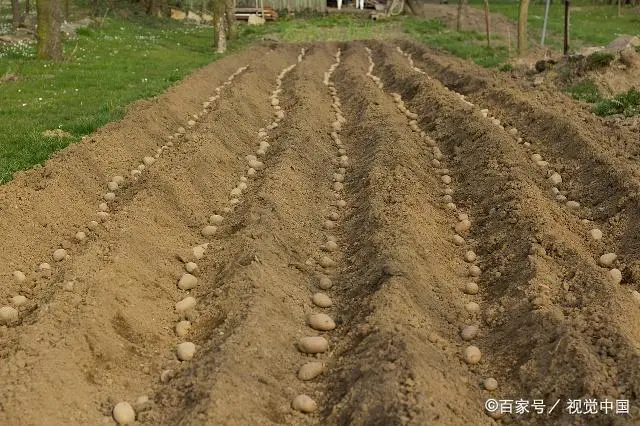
[564,81,640,117]
[403,17,508,68]
[594,88,640,117]
[470,0,640,50]
[0,18,217,183]
[237,13,404,42]
[564,79,601,103]
[585,51,615,69]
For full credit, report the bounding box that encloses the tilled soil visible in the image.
[1,40,640,425]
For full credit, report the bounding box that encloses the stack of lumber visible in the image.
[235,6,279,20]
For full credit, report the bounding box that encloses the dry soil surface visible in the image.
[1,40,640,425]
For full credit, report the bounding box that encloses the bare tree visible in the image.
[213,0,235,53]
[36,0,63,60]
[213,0,226,53]
[11,0,22,31]
[517,0,530,54]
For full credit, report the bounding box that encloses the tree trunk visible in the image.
[26,0,31,15]
[224,0,235,40]
[517,0,530,54]
[215,14,226,53]
[405,0,418,15]
[64,0,68,19]
[456,0,464,31]
[11,0,21,31]
[36,0,63,60]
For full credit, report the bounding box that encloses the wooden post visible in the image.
[517,0,530,55]
[618,0,621,16]
[456,0,464,31]
[563,0,569,55]
[483,0,490,48]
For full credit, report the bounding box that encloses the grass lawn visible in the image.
[0,17,217,183]
[469,0,640,49]
[402,17,509,67]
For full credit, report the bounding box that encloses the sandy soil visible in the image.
[1,39,640,425]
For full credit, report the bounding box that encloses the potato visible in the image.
[271,98,280,106]
[209,214,224,225]
[187,120,196,127]
[97,211,110,222]
[464,250,477,263]
[88,220,99,231]
[324,241,338,252]
[531,154,542,162]
[461,325,479,341]
[333,173,345,183]
[248,159,264,170]
[312,293,332,308]
[465,301,480,313]
[469,265,482,277]
[298,336,329,354]
[336,200,347,208]
[193,245,206,259]
[464,282,479,295]
[598,253,617,267]
[307,313,336,331]
[590,228,603,240]
[39,262,51,271]
[318,276,333,290]
[12,271,26,282]
[548,172,562,185]
[455,219,471,234]
[292,394,318,413]
[201,225,217,237]
[320,256,336,268]
[566,200,580,209]
[175,296,196,313]
[230,188,242,197]
[441,175,452,184]
[463,345,482,364]
[113,175,125,185]
[298,361,325,381]
[98,202,109,212]
[143,156,155,166]
[0,306,19,324]
[609,268,622,284]
[323,220,336,230]
[446,203,456,211]
[113,402,136,425]
[108,181,119,191]
[443,195,453,203]
[175,320,191,337]
[178,273,198,290]
[185,262,198,273]
[176,342,196,361]
[53,248,67,261]
[452,234,465,246]
[483,377,498,391]
[11,295,27,307]
[104,192,116,201]
[334,182,344,192]
[75,231,87,242]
